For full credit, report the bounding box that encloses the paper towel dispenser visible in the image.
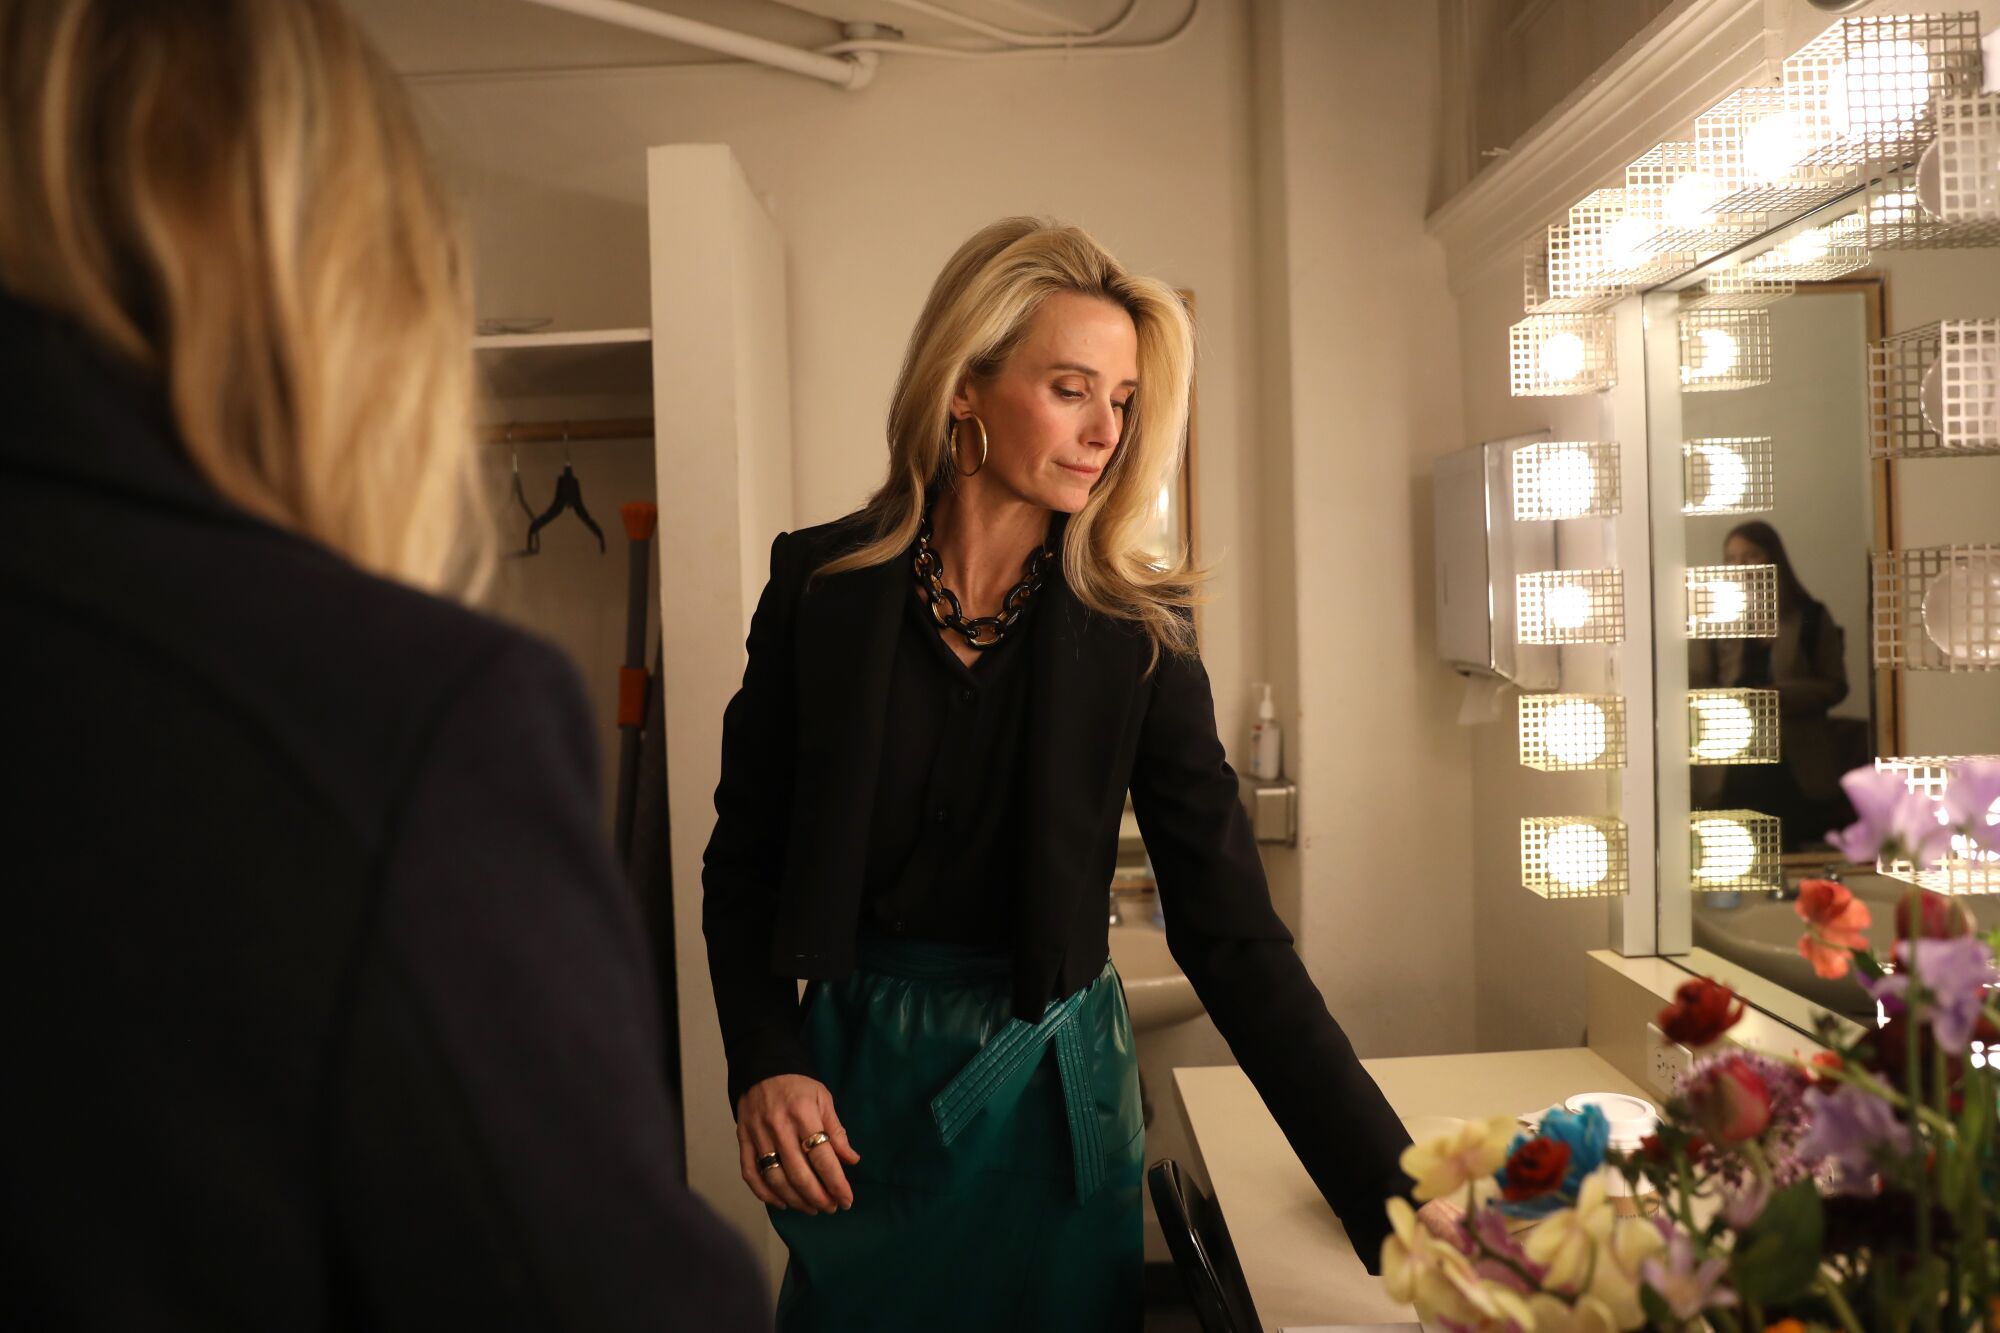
[1434,437,1557,690]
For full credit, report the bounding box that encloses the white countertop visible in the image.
[1173,1049,1655,1333]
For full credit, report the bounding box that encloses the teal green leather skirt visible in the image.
[770,933,1145,1332]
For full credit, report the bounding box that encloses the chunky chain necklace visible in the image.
[912,513,1053,651]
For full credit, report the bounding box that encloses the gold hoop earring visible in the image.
[949,413,988,478]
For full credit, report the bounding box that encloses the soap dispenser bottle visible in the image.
[1248,683,1282,780]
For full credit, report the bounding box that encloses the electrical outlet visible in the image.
[1645,1022,1693,1097]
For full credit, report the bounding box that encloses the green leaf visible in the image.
[1731,1180,1825,1305]
[1850,948,1886,980]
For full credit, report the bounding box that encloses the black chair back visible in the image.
[1147,1158,1258,1333]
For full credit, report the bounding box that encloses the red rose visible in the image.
[1895,886,1974,942]
[1658,977,1744,1048]
[1685,1055,1772,1145]
[1500,1137,1572,1201]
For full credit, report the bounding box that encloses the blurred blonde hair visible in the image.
[817,216,1208,673]
[0,0,489,595]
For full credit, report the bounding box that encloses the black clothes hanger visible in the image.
[505,430,537,558]
[523,426,605,555]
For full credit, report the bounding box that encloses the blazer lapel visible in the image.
[1010,541,1147,1010]
[774,542,905,970]
[772,509,1146,992]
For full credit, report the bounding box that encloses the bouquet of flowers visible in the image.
[1382,759,2000,1332]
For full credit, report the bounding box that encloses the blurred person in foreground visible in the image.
[0,1,765,1327]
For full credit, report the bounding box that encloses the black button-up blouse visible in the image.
[860,555,1040,946]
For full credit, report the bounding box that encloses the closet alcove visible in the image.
[473,144,794,1255]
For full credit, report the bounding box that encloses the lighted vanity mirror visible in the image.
[1642,194,2000,1027]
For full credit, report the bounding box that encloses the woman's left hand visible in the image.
[1414,1197,1464,1243]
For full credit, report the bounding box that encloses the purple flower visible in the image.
[1943,760,2000,857]
[1907,937,1998,1051]
[1859,967,1909,1020]
[1862,937,1999,1051]
[1827,767,1953,864]
[1719,1174,1770,1229]
[1640,1227,1737,1320]
[1827,768,1906,861]
[1794,1084,1912,1193]
[1461,1206,1545,1295]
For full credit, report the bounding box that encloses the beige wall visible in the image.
[1254,0,1478,1057]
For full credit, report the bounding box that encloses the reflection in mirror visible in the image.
[1681,285,1884,856]
[1653,216,2000,1027]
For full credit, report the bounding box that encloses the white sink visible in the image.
[1109,924,1204,1031]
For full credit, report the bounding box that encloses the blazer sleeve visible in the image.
[1127,627,1414,1274]
[331,634,767,1332]
[701,530,815,1110]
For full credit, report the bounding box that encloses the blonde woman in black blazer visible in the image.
[704,217,1445,1331]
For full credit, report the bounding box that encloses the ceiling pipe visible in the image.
[514,0,878,89]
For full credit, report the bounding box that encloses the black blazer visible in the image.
[703,512,1416,1270]
[0,293,766,1331]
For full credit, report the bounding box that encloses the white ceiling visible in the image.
[349,0,1134,77]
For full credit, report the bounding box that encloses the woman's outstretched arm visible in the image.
[1127,625,1416,1272]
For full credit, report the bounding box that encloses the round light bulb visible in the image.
[1786,228,1832,265]
[1743,111,1807,183]
[1664,171,1722,228]
[1832,39,1935,133]
[1543,700,1609,767]
[1702,578,1748,626]
[1689,442,1749,512]
[1690,695,1755,760]
[1546,823,1611,889]
[1536,448,1599,519]
[1602,216,1658,273]
[1538,331,1589,383]
[1683,328,1740,383]
[1544,584,1593,632]
[1693,818,1758,883]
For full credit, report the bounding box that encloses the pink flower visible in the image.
[1794,879,1870,979]
[1895,886,1974,943]
[1683,1055,1772,1146]
[1641,1227,1738,1321]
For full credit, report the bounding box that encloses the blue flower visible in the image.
[1493,1104,1609,1218]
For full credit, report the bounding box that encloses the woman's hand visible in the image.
[735,1074,861,1215]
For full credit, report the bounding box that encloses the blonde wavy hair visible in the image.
[817,216,1210,673]
[0,0,489,595]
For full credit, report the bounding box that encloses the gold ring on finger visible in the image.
[756,1151,782,1174]
[800,1131,831,1153]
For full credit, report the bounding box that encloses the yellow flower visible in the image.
[1585,1207,1667,1328]
[1398,1115,1518,1203]
[1527,1290,1623,1333]
[1380,1196,1473,1317]
[1441,1265,1537,1331]
[1522,1173,1616,1291]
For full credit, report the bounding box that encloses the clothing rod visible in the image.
[479,418,653,444]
